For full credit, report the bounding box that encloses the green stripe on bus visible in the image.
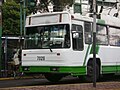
[102,65,120,74]
[21,66,86,75]
[83,44,100,66]
[21,65,120,75]
[90,44,100,54]
[83,45,91,66]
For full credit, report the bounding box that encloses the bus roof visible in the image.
[26,11,71,27]
[26,11,120,28]
[72,13,120,28]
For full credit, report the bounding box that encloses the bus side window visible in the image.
[72,24,84,51]
[84,22,92,44]
[109,27,120,46]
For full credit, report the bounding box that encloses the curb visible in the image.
[0,76,45,81]
[0,77,14,81]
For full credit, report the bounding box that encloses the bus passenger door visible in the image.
[72,24,84,51]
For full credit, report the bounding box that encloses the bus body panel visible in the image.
[22,48,86,66]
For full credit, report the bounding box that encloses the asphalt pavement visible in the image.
[0,75,120,90]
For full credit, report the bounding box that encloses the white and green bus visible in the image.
[21,11,120,82]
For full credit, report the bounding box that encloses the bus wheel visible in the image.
[31,74,43,79]
[44,73,63,82]
[78,75,86,82]
[86,61,99,82]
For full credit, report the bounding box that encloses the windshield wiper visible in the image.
[49,43,53,52]
[50,47,53,52]
[49,44,53,52]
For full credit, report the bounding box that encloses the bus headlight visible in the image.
[50,67,59,71]
[22,66,30,71]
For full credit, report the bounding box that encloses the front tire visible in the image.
[44,73,63,82]
[31,74,43,79]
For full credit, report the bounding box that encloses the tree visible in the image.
[2,1,20,35]
[37,0,74,12]
[52,0,74,12]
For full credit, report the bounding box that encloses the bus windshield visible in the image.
[25,24,70,49]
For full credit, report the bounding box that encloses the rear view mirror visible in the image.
[73,33,79,38]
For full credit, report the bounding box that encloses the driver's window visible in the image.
[72,24,83,51]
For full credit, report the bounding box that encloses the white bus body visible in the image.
[21,11,120,82]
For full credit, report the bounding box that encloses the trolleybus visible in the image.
[21,11,120,82]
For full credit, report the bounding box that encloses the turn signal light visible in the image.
[57,53,60,56]
[24,54,26,56]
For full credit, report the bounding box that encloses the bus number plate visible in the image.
[37,56,45,61]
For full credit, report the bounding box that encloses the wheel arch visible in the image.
[87,58,101,73]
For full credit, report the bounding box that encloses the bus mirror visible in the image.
[72,32,79,38]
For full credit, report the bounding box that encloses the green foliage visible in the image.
[40,0,74,12]
[52,0,73,6]
[2,1,20,35]
[26,0,37,14]
[28,0,37,7]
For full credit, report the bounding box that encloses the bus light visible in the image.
[57,53,60,56]
[22,66,30,71]
[71,15,74,19]
[50,67,59,71]
[24,54,26,56]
